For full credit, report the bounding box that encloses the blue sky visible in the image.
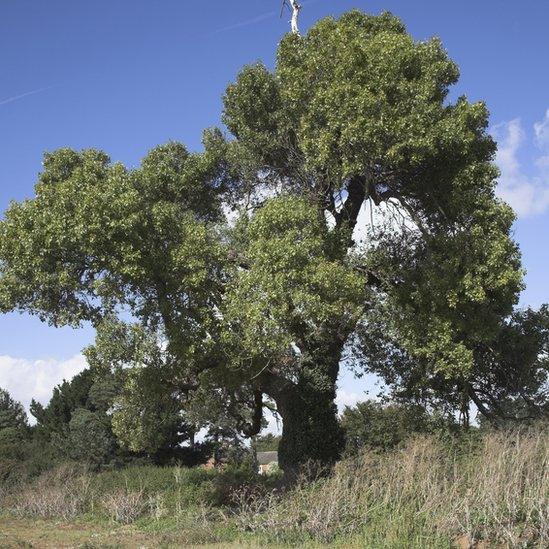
[1,1,548,414]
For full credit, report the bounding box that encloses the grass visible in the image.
[0,516,273,548]
[238,424,548,547]
[0,423,547,548]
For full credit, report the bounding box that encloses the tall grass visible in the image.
[9,464,92,520]
[1,424,547,547]
[239,424,548,547]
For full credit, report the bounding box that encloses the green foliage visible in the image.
[0,388,29,459]
[340,400,451,455]
[85,317,197,455]
[30,369,95,442]
[66,408,116,466]
[91,464,218,509]
[29,367,122,467]
[355,304,549,425]
[474,305,549,420]
[0,389,28,435]
[223,195,364,361]
[0,143,225,329]
[252,433,281,452]
[111,368,190,455]
[0,391,36,490]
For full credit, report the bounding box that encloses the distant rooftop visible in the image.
[257,451,278,465]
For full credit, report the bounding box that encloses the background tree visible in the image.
[0,388,29,459]
[66,408,116,467]
[30,368,120,465]
[0,11,524,475]
[30,369,95,444]
[340,400,452,455]
[252,433,281,452]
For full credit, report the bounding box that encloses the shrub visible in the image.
[9,464,91,520]
[2,425,546,548]
[101,489,145,523]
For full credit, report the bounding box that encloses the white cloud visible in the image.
[0,354,87,417]
[492,113,549,217]
[534,109,549,150]
[335,388,361,412]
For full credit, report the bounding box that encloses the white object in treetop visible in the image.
[289,0,301,35]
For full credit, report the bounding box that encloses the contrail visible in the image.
[209,0,321,36]
[209,10,276,35]
[0,86,54,107]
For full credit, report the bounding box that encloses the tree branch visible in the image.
[240,390,264,437]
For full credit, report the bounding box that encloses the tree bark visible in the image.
[260,338,345,480]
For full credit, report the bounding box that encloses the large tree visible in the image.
[0,11,523,475]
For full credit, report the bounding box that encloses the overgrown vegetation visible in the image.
[1,425,547,548]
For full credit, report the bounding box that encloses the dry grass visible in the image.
[101,488,146,524]
[2,425,546,547]
[9,464,91,520]
[238,424,549,547]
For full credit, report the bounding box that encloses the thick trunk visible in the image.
[261,339,345,480]
[276,385,343,479]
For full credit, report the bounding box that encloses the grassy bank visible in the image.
[1,424,547,548]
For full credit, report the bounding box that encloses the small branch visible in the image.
[240,390,264,437]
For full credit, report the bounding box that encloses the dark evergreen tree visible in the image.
[0,388,29,458]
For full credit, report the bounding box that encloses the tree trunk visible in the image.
[261,339,345,480]
[276,385,343,480]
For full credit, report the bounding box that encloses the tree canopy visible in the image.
[0,10,541,474]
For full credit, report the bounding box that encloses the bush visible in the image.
[9,464,91,520]
[102,489,145,523]
[2,425,546,547]
[340,399,455,455]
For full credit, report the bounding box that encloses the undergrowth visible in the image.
[1,424,547,548]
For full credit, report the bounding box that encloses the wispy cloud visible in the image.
[0,86,54,107]
[492,111,549,217]
[209,0,320,36]
[209,10,277,36]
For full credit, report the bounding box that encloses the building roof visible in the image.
[257,451,278,465]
